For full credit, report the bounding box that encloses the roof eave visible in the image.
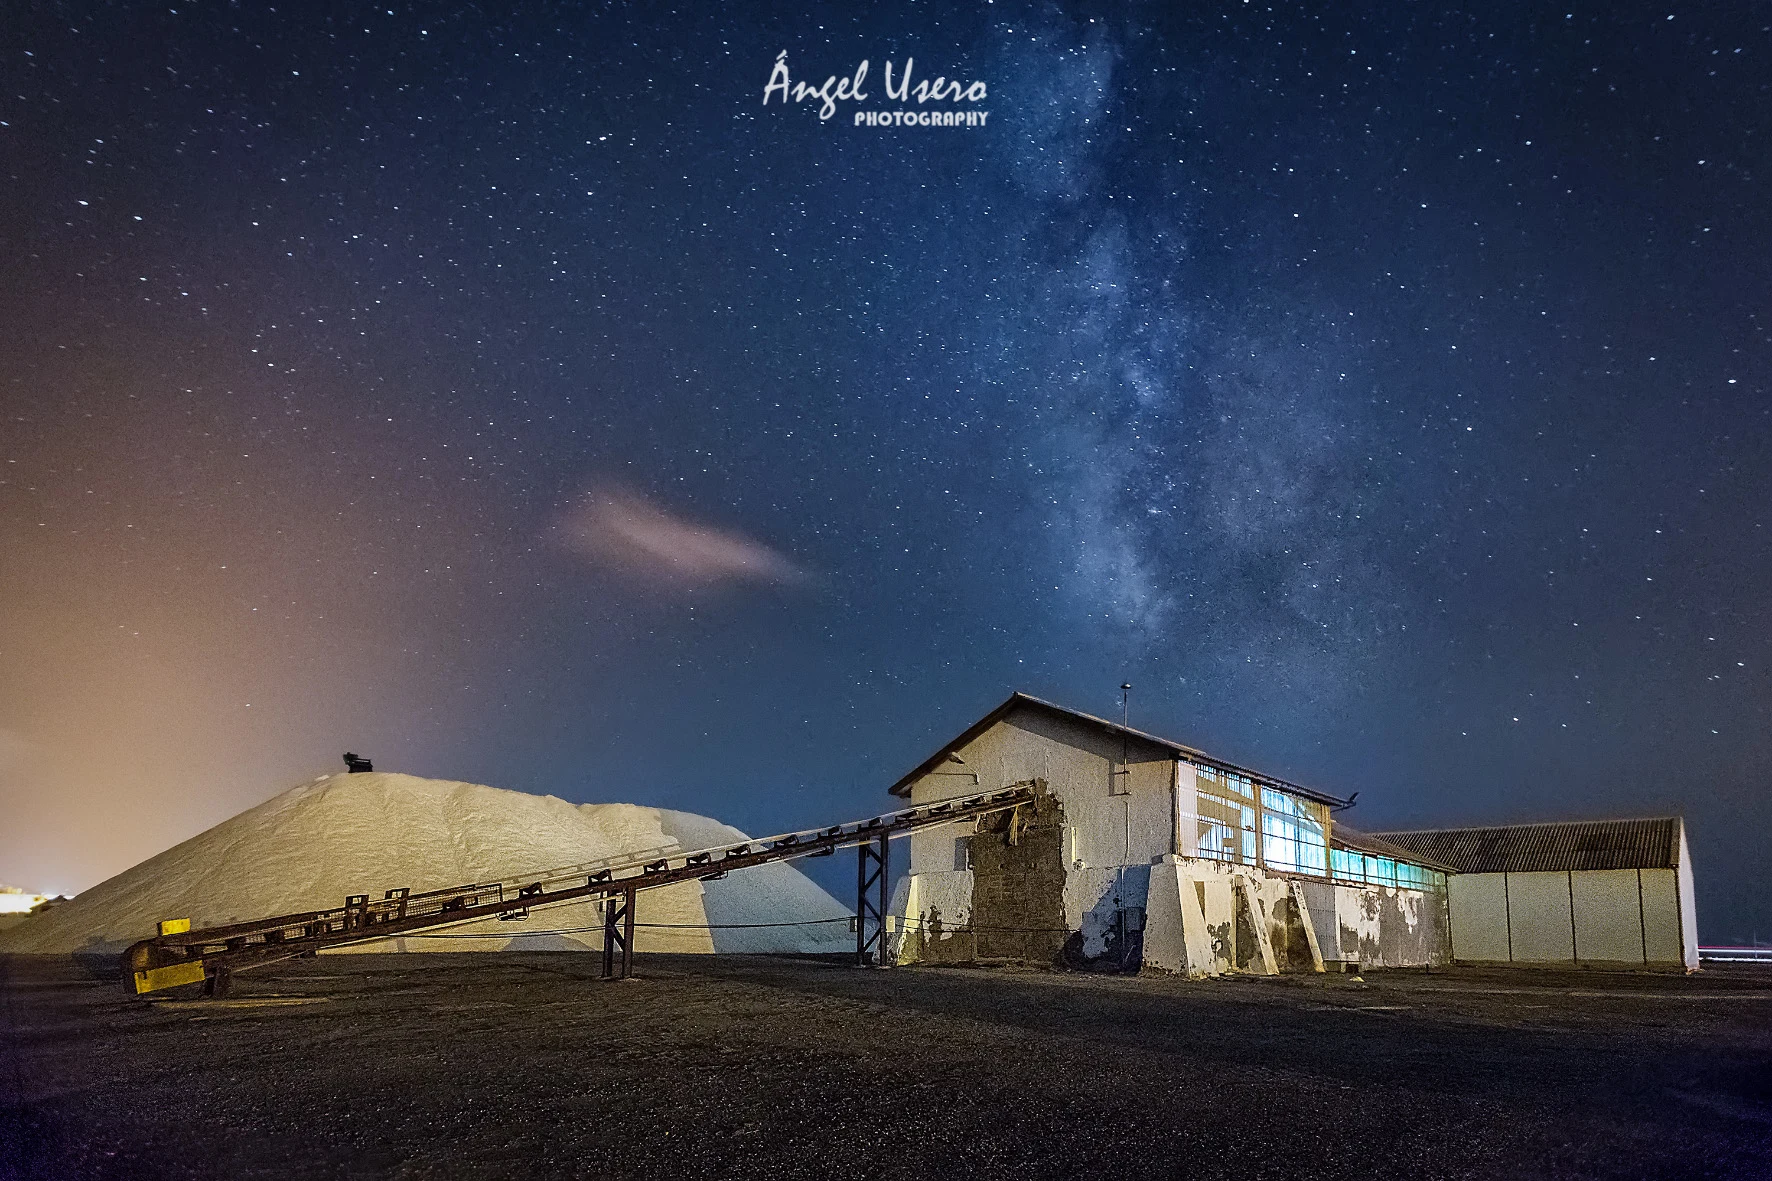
[887,692,1350,809]
[886,692,1027,798]
[1009,693,1349,808]
[1330,827,1458,873]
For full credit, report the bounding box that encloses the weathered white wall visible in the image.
[1297,879,1340,959]
[1141,858,1294,976]
[895,706,1447,973]
[900,707,1178,963]
[890,868,975,964]
[1334,884,1379,964]
[1064,864,1155,958]
[1330,882,1447,969]
[903,709,1175,872]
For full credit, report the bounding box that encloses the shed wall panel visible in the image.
[1506,871,1575,963]
[1677,826,1699,969]
[1447,872,1511,962]
[1570,869,1645,963]
[1639,869,1684,965]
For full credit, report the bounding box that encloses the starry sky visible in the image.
[2,2,1768,942]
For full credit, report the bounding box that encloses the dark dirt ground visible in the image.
[2,952,1769,1180]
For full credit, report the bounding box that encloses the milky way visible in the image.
[1,3,1767,940]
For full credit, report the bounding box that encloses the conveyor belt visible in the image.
[123,783,1036,996]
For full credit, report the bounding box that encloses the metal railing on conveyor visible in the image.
[123,783,1038,997]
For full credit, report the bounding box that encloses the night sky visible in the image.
[3,3,1768,942]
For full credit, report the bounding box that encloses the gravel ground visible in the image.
[2,952,1769,1180]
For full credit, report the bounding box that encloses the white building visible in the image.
[887,693,1454,976]
[1370,819,1699,970]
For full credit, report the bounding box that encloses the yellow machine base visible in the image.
[134,959,207,994]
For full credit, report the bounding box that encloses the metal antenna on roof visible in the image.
[1113,683,1133,797]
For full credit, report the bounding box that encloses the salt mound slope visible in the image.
[0,772,851,957]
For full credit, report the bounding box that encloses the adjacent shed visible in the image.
[1370,819,1698,970]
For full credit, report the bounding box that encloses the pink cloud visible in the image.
[559,488,808,588]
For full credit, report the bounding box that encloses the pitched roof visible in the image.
[887,692,1349,808]
[1332,825,1457,872]
[1369,818,1686,874]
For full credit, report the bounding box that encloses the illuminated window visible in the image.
[1260,788,1328,875]
[1192,763,1258,865]
[1330,848,1444,892]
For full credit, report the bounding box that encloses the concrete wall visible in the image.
[1332,882,1449,969]
[1140,858,1444,975]
[1448,866,1695,968]
[1141,857,1321,977]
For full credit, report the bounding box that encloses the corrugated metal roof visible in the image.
[1331,825,1456,872]
[1369,818,1684,874]
[887,692,1350,807]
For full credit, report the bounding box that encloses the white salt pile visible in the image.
[0,772,852,957]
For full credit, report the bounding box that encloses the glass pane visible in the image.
[1258,789,1328,876]
[1190,762,1259,865]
